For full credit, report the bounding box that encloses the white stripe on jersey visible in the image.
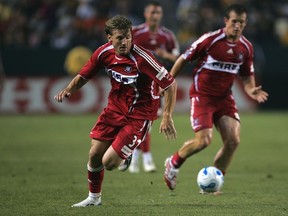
[98,44,113,60]
[190,96,202,131]
[190,97,195,128]
[209,32,225,48]
[190,97,196,129]
[194,67,202,92]
[132,45,164,101]
[183,29,221,60]
[140,120,152,143]
[150,80,160,100]
[133,45,164,73]
[239,36,252,56]
[134,45,168,81]
[128,83,139,113]
[156,67,168,81]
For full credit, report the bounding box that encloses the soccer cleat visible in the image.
[143,160,156,172]
[164,157,179,190]
[118,154,133,171]
[72,196,102,207]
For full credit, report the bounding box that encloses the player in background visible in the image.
[127,1,180,173]
[54,15,177,207]
[0,51,5,101]
[163,4,268,192]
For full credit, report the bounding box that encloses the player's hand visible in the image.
[54,89,71,103]
[159,116,177,140]
[250,85,269,103]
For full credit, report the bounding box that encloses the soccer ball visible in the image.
[197,166,224,193]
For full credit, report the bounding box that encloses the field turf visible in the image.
[0,112,287,216]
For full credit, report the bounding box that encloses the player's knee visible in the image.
[102,153,122,171]
[102,159,117,171]
[232,138,240,149]
[89,148,97,159]
[193,135,212,151]
[200,134,212,147]
[225,137,240,151]
[89,141,102,159]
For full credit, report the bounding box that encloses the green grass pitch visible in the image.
[0,112,287,216]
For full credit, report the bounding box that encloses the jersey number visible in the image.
[121,135,142,156]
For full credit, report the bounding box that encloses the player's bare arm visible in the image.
[159,81,177,140]
[170,56,187,78]
[155,48,178,62]
[241,75,269,103]
[54,75,89,103]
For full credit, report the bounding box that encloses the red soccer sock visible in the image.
[171,152,186,168]
[87,165,104,193]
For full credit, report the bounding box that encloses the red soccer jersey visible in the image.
[183,28,254,97]
[79,42,175,120]
[132,23,180,60]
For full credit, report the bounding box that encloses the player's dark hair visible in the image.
[225,4,247,19]
[146,1,162,8]
[104,15,132,35]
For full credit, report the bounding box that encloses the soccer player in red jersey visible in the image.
[128,1,180,173]
[0,51,5,101]
[54,15,177,206]
[163,4,268,192]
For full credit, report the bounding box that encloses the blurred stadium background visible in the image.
[0,0,288,113]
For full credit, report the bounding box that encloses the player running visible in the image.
[163,4,268,192]
[54,15,177,206]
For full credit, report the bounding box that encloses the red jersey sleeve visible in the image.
[133,45,175,90]
[165,28,180,56]
[182,30,221,62]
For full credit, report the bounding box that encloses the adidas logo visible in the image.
[227,48,233,54]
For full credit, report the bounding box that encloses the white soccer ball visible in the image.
[197,166,224,192]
